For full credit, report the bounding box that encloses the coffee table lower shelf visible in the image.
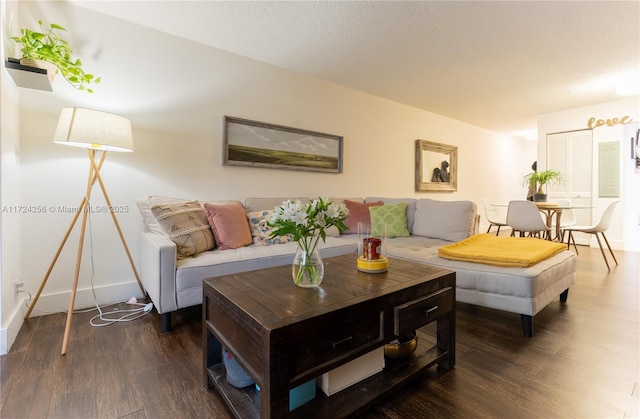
[207,329,448,418]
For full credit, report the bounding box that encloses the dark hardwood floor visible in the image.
[2,245,638,418]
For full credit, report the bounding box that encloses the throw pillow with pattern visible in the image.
[247,210,293,245]
[369,202,410,238]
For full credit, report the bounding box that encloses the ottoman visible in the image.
[386,235,577,336]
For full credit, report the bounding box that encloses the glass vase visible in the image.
[292,244,324,288]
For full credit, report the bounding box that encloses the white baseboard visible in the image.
[0,297,26,355]
[24,281,146,317]
[0,281,145,354]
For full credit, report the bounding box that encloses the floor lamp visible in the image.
[24,108,145,355]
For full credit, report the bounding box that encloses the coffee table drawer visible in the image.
[288,310,383,375]
[393,287,453,336]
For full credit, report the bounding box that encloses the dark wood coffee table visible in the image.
[203,254,456,418]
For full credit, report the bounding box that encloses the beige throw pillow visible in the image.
[150,200,215,259]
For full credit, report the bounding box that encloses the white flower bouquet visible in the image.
[268,197,349,285]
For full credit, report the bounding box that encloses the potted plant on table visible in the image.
[11,20,100,93]
[523,169,565,202]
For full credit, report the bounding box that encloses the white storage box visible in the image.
[317,347,385,396]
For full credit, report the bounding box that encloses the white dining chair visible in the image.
[552,198,576,242]
[506,200,551,240]
[482,198,508,236]
[565,201,619,271]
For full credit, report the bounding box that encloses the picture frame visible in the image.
[415,139,458,192]
[223,116,343,173]
[598,141,619,198]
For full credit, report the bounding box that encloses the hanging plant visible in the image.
[11,20,101,93]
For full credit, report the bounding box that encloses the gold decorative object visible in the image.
[384,331,418,359]
[587,115,632,129]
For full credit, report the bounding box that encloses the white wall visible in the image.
[0,0,24,355]
[537,97,640,251]
[2,2,533,351]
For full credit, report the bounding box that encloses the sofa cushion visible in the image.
[150,200,215,259]
[204,201,253,250]
[247,210,294,245]
[412,199,476,242]
[369,202,410,238]
[344,199,383,234]
[365,197,417,231]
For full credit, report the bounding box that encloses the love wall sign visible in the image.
[587,115,633,129]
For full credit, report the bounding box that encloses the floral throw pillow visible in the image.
[247,210,293,245]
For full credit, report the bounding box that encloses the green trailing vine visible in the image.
[11,20,101,93]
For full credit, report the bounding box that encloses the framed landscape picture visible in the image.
[223,116,343,173]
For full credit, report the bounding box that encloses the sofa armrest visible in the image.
[140,232,178,314]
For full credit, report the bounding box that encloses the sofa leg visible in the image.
[560,288,569,303]
[161,312,172,333]
[520,315,533,337]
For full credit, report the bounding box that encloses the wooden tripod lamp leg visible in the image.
[61,149,98,355]
[61,193,92,355]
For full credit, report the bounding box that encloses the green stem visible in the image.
[295,235,321,285]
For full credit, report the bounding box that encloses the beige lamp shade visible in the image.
[53,108,133,152]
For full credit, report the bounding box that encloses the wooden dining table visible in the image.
[532,202,566,241]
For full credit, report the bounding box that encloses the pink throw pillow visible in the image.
[344,199,384,234]
[204,201,253,250]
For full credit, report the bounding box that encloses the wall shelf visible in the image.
[5,58,52,92]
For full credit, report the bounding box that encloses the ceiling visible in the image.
[74,0,640,138]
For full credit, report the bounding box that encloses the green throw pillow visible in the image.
[369,203,410,238]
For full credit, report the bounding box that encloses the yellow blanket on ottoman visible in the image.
[438,233,567,268]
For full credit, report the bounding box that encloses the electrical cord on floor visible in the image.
[84,197,153,327]
[89,299,153,327]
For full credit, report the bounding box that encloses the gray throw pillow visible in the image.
[412,199,475,242]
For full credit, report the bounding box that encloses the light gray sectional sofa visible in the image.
[136,196,576,336]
